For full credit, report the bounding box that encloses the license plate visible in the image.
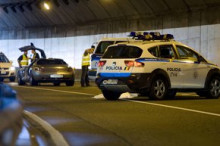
[0,71,6,75]
[50,74,63,78]
[102,79,118,85]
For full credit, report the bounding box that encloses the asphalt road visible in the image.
[9,82,220,146]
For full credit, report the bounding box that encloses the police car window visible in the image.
[148,47,158,57]
[158,45,175,59]
[0,54,9,63]
[102,46,142,59]
[95,41,114,54]
[37,59,67,65]
[176,45,198,61]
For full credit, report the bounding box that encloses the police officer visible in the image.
[31,49,40,62]
[17,50,29,68]
[81,46,95,87]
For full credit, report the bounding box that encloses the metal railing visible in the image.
[0,83,23,146]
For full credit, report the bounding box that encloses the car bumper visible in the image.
[0,71,15,78]
[96,73,152,93]
[32,71,74,82]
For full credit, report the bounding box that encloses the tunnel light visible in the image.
[43,2,50,10]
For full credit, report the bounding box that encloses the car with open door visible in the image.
[17,45,75,86]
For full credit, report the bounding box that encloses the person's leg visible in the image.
[85,66,90,86]
[81,66,86,87]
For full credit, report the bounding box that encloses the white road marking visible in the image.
[15,86,95,96]
[24,111,69,146]
[94,93,220,117]
[124,99,220,117]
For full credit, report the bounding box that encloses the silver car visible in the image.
[17,45,75,86]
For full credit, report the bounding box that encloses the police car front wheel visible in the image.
[149,77,168,100]
[102,90,121,100]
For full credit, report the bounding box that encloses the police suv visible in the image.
[96,32,220,100]
[89,37,136,79]
[0,52,16,82]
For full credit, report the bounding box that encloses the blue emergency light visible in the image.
[129,31,174,40]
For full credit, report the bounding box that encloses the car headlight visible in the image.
[10,67,16,71]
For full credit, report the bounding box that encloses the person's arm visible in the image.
[17,55,22,68]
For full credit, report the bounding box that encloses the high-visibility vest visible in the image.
[33,53,37,60]
[82,54,90,66]
[21,54,28,66]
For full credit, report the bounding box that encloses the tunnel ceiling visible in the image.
[0,0,220,29]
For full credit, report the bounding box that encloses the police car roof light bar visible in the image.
[129,31,174,41]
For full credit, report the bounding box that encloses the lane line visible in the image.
[24,110,69,146]
[124,99,220,117]
[15,86,95,96]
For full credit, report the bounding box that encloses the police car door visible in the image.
[175,45,209,88]
[157,45,184,88]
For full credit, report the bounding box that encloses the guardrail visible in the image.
[0,83,23,146]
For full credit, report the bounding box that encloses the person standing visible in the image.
[81,46,95,87]
[17,50,29,68]
[31,49,40,62]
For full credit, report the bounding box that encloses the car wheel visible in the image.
[149,77,168,100]
[53,82,60,86]
[102,90,121,100]
[17,76,25,85]
[0,77,3,82]
[166,90,176,99]
[29,76,38,86]
[66,80,74,86]
[9,77,16,82]
[206,76,220,99]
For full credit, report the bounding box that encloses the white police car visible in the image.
[0,52,16,82]
[96,32,220,100]
[89,37,136,80]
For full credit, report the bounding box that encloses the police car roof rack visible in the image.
[129,31,174,41]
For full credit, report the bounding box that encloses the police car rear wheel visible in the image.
[206,76,220,99]
[102,90,121,100]
[150,78,168,100]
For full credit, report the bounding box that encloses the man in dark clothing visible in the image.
[31,49,40,62]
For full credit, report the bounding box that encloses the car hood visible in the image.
[0,62,12,68]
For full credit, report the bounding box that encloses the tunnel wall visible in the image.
[0,8,220,68]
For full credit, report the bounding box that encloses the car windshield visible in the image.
[0,54,9,63]
[37,59,67,65]
[95,41,114,54]
[102,45,143,59]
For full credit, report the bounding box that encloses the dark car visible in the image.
[17,45,75,86]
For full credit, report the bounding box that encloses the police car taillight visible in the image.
[124,61,144,67]
[98,61,106,67]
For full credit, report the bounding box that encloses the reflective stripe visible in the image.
[21,55,28,66]
[82,55,90,66]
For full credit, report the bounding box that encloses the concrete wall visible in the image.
[0,24,220,68]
